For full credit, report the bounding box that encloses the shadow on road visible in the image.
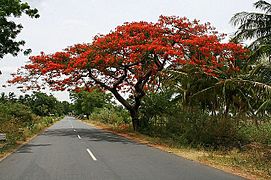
[17,144,51,153]
[42,128,139,145]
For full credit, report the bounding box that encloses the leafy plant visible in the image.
[89,106,131,126]
[0,0,39,59]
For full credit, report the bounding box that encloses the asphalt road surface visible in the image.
[0,116,244,180]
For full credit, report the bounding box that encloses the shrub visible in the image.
[0,101,59,151]
[0,102,33,124]
[140,95,271,148]
[139,90,180,131]
[89,106,131,126]
[238,120,271,145]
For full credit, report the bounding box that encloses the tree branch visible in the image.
[110,88,133,111]
[88,69,111,90]
[113,69,127,88]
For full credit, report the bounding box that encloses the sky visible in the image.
[0,0,256,102]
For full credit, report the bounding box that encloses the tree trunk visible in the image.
[224,100,230,117]
[130,109,140,131]
[110,88,141,131]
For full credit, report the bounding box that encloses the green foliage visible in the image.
[0,100,60,154]
[0,95,61,153]
[163,54,271,119]
[0,92,71,117]
[139,90,271,148]
[175,115,240,148]
[89,106,131,126]
[70,89,112,117]
[0,0,39,59]
[27,92,67,116]
[0,101,33,124]
[238,120,271,145]
[29,92,56,116]
[139,90,180,130]
[61,101,71,115]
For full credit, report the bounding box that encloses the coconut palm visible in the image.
[164,59,271,118]
[231,0,271,60]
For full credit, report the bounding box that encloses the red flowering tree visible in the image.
[10,16,248,131]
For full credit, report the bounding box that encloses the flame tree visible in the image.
[10,16,248,131]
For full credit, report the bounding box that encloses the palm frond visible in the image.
[254,0,271,14]
[231,12,271,27]
[236,79,271,94]
[191,78,271,101]
[249,60,271,83]
[255,99,271,114]
[237,88,254,112]
[250,62,266,75]
[231,2,271,58]
[167,70,188,77]
[231,13,271,41]
[191,82,221,98]
[248,35,271,50]
[249,43,271,60]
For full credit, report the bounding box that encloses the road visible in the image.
[0,116,243,180]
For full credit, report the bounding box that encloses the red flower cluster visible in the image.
[10,16,249,93]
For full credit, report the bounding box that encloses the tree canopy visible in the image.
[10,15,249,130]
[0,0,39,59]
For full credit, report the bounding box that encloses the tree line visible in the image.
[0,92,70,116]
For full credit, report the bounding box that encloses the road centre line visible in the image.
[77,135,81,139]
[74,129,76,132]
[86,148,97,161]
[69,119,74,128]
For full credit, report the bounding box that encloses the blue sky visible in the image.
[0,0,256,101]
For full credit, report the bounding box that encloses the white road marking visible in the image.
[69,120,74,128]
[86,148,97,161]
[77,135,81,139]
[74,129,76,132]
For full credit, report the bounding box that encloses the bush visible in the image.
[0,102,34,144]
[0,119,24,144]
[139,90,180,131]
[238,120,271,145]
[89,106,131,126]
[139,91,269,148]
[0,100,59,151]
[140,107,243,148]
[140,93,271,148]
[0,102,34,124]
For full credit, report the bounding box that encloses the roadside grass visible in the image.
[83,119,271,180]
[0,116,61,160]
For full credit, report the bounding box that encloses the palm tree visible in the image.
[165,60,271,118]
[231,0,271,60]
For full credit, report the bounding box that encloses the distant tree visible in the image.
[17,94,31,104]
[231,0,271,60]
[29,92,61,116]
[70,88,111,118]
[0,0,39,71]
[61,101,72,115]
